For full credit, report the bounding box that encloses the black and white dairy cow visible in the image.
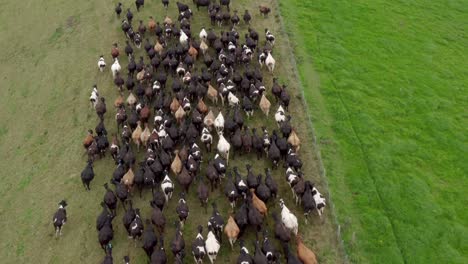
[312,185,326,218]
[191,225,206,264]
[52,200,68,237]
[208,203,224,244]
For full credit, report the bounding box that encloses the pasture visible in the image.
[280,0,468,263]
[0,0,344,263]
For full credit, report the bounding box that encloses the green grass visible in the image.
[280,0,468,263]
[0,0,344,263]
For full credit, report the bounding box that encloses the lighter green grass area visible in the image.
[280,0,468,263]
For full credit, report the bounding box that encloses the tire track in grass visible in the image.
[332,78,406,263]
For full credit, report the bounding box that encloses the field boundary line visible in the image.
[274,0,349,262]
[331,78,407,264]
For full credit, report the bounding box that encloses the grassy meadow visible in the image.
[0,0,344,263]
[280,0,468,263]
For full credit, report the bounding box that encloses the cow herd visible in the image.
[52,1,326,263]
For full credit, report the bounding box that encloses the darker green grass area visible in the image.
[48,27,64,43]
[280,0,467,263]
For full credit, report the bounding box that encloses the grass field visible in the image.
[0,0,345,263]
[280,0,468,263]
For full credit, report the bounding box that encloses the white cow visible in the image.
[228,91,239,107]
[214,112,225,134]
[279,199,298,236]
[265,51,275,73]
[180,30,189,47]
[199,27,208,41]
[217,133,231,165]
[111,58,121,78]
[205,228,220,264]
